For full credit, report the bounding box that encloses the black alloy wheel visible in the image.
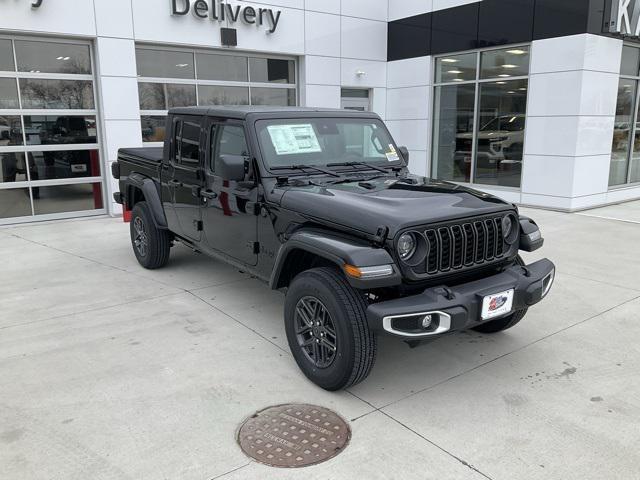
[294,296,338,369]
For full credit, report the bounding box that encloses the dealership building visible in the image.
[0,0,639,224]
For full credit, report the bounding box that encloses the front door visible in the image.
[201,120,258,266]
[169,116,204,242]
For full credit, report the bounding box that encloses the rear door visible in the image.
[168,116,204,242]
[200,119,258,265]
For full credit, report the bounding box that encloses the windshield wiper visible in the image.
[326,161,393,174]
[271,164,341,177]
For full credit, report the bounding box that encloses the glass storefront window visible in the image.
[0,78,19,109]
[0,115,23,146]
[198,85,249,106]
[0,152,28,183]
[20,79,95,109]
[27,150,101,180]
[251,88,296,106]
[474,80,527,187]
[0,37,104,224]
[432,83,476,182]
[32,183,103,215]
[197,53,248,82]
[435,53,476,83]
[141,116,167,142]
[0,188,32,218]
[136,48,195,79]
[480,47,530,80]
[610,40,640,189]
[138,83,196,110]
[23,116,97,145]
[15,41,91,74]
[0,39,14,71]
[432,46,529,188]
[136,46,298,142]
[249,58,295,84]
[621,46,640,77]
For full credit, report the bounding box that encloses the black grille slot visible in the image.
[438,227,452,271]
[463,223,475,266]
[451,225,464,268]
[425,230,439,274]
[420,215,507,276]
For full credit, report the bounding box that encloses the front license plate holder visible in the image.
[481,289,514,320]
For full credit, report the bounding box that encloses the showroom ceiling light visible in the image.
[452,78,464,82]
[176,63,189,67]
[496,81,507,84]
[502,64,518,68]
[506,49,527,55]
[441,58,458,63]
[498,74,511,77]
[56,56,70,60]
[447,70,462,74]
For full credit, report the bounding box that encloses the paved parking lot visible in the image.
[1,202,639,480]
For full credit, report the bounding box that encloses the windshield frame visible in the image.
[253,115,404,176]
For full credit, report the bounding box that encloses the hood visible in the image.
[277,175,513,238]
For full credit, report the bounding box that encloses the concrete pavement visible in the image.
[1,202,639,480]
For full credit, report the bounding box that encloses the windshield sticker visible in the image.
[386,144,400,162]
[267,124,322,155]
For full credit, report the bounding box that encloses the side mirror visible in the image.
[218,154,247,181]
[398,146,409,163]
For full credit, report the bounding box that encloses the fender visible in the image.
[126,173,168,228]
[270,229,401,290]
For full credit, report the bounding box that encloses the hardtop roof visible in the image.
[168,105,381,120]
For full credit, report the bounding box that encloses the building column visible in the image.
[522,34,623,210]
[94,0,142,216]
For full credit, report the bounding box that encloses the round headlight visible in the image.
[502,214,519,244]
[398,233,417,261]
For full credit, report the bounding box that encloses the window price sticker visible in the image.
[267,124,322,155]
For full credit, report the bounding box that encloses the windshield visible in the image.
[255,117,401,170]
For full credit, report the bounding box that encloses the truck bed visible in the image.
[119,147,163,164]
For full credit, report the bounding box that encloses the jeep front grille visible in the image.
[423,217,506,274]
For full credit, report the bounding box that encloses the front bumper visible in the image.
[366,258,555,340]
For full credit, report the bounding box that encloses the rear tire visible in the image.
[472,255,528,333]
[284,267,377,391]
[130,201,171,269]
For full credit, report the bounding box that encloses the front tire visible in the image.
[129,201,171,269]
[472,255,528,333]
[284,267,377,391]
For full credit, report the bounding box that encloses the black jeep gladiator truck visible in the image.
[112,106,555,391]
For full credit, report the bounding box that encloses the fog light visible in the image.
[421,314,433,329]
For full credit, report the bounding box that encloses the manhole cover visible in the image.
[237,404,351,468]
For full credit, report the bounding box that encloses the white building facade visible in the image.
[0,0,638,224]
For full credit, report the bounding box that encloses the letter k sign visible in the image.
[617,0,640,36]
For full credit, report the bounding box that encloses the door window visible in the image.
[174,119,201,166]
[211,124,248,173]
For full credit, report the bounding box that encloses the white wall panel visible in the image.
[525,116,615,157]
[305,55,341,85]
[305,11,341,57]
[528,70,619,117]
[387,57,431,88]
[103,120,143,162]
[386,120,429,151]
[0,0,96,36]
[432,0,480,12]
[304,84,340,108]
[341,59,387,88]
[340,17,387,61]
[100,77,141,121]
[341,0,388,22]
[94,0,134,38]
[305,0,340,14]
[96,38,137,78]
[388,0,433,21]
[521,155,575,196]
[386,86,430,120]
[407,150,429,177]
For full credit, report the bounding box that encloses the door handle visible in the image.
[201,189,218,200]
[168,179,181,187]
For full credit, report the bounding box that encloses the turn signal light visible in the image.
[343,264,394,279]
